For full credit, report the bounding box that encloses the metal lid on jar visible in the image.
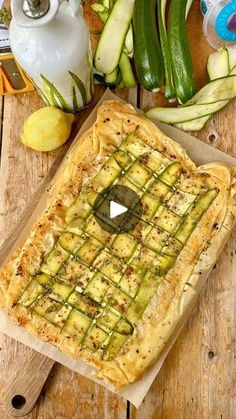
[22,0,50,19]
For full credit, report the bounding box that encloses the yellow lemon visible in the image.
[21,107,74,152]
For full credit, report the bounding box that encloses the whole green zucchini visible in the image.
[133,0,164,92]
[168,0,196,103]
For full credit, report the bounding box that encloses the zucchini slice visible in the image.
[157,0,176,100]
[185,75,236,106]
[94,0,135,74]
[18,279,44,307]
[63,309,91,342]
[119,52,136,88]
[41,243,70,276]
[146,101,230,125]
[207,48,229,80]
[228,45,236,70]
[174,115,211,132]
[103,332,128,361]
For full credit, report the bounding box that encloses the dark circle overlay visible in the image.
[93,185,143,234]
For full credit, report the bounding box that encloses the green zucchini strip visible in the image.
[145,101,229,125]
[157,0,176,101]
[207,48,229,80]
[94,0,135,74]
[119,52,136,88]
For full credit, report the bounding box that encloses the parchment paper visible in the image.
[0,89,235,408]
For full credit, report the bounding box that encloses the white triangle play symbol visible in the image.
[110,201,128,219]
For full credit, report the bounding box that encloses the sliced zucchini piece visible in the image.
[65,218,85,236]
[140,150,170,173]
[190,189,218,222]
[93,250,124,284]
[84,189,100,207]
[18,279,44,307]
[95,0,135,74]
[110,233,137,261]
[124,25,134,58]
[119,266,144,297]
[139,192,160,221]
[144,226,170,252]
[175,214,195,244]
[185,75,236,106]
[85,217,112,246]
[105,155,122,172]
[154,205,181,233]
[174,115,211,132]
[63,309,91,341]
[91,3,107,13]
[125,161,151,187]
[48,280,73,303]
[207,48,229,80]
[97,306,121,331]
[120,134,152,157]
[115,318,133,335]
[175,189,218,243]
[89,164,120,193]
[147,179,170,200]
[68,291,103,318]
[228,45,236,70]
[84,273,110,302]
[126,272,161,323]
[135,271,161,305]
[106,284,131,314]
[132,245,157,269]
[76,238,103,266]
[113,150,133,169]
[103,332,128,361]
[158,0,176,100]
[33,296,71,328]
[154,253,176,276]
[161,236,183,257]
[117,176,140,193]
[104,68,120,85]
[59,232,84,254]
[65,195,92,224]
[34,273,51,286]
[145,101,230,125]
[126,299,144,324]
[59,259,94,289]
[41,243,69,276]
[84,325,108,352]
[119,52,136,88]
[159,162,182,186]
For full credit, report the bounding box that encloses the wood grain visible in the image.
[0,0,235,417]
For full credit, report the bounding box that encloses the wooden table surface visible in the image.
[0,1,236,418]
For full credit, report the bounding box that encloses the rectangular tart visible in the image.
[0,100,236,389]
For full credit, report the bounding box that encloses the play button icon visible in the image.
[93,184,143,234]
[110,201,128,219]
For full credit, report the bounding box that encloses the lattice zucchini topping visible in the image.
[17,134,218,361]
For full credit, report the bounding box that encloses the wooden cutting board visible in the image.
[0,1,235,418]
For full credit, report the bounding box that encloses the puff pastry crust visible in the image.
[0,100,236,389]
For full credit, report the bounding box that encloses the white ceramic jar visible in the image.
[9,0,94,112]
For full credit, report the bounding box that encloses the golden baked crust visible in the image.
[0,100,235,389]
